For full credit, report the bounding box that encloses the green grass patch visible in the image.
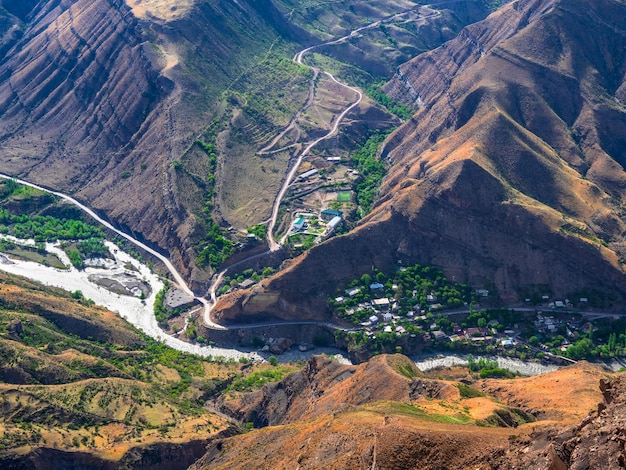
[337,191,351,202]
[394,361,419,379]
[457,383,486,399]
[372,402,472,425]
[227,366,294,393]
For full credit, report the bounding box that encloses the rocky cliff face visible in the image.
[192,357,615,470]
[492,375,626,469]
[215,0,626,322]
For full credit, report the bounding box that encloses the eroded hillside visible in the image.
[192,354,613,469]
[0,0,309,288]
[0,0,504,294]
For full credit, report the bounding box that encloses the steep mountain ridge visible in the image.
[214,0,626,323]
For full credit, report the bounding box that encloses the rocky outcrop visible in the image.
[492,374,626,469]
[219,354,456,428]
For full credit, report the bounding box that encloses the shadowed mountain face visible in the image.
[379,0,626,301]
[214,0,626,323]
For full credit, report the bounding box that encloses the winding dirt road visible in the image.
[0,4,444,336]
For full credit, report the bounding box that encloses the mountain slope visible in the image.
[379,0,626,300]
[0,270,241,468]
[192,355,610,469]
[214,0,626,323]
[0,0,308,287]
[492,374,626,469]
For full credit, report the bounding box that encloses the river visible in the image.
[411,353,560,376]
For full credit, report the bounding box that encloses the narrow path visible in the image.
[264,4,444,250]
[0,3,450,336]
[266,37,363,251]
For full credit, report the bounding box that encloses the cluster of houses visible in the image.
[533,311,596,352]
[420,319,517,348]
[335,283,521,347]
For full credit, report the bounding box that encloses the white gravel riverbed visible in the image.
[411,353,559,376]
[2,238,593,373]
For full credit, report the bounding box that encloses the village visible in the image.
[328,264,626,363]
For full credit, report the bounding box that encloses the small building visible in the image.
[466,327,478,337]
[372,298,391,310]
[334,296,345,304]
[554,300,565,308]
[383,325,393,333]
[326,157,342,162]
[345,287,361,297]
[327,216,342,231]
[298,169,318,180]
[239,279,255,289]
[475,289,489,297]
[432,330,448,341]
[501,338,515,347]
[383,312,393,322]
[369,315,379,324]
[426,293,437,303]
[321,209,342,221]
[293,217,306,231]
[370,282,384,291]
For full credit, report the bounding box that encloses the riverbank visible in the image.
[411,352,626,375]
[0,238,356,364]
[0,239,265,361]
[411,353,559,376]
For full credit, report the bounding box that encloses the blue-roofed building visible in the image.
[321,209,342,221]
[293,217,305,231]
